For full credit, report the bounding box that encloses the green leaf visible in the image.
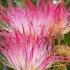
[66,0,70,8]
[61,32,70,46]
[0,62,3,70]
[31,0,37,5]
[67,64,70,70]
[0,0,8,7]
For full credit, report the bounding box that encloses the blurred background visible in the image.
[0,0,70,70]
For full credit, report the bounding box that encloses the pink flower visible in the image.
[0,0,70,70]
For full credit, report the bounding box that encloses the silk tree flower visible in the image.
[0,0,70,70]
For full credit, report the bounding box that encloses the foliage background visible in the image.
[0,0,70,70]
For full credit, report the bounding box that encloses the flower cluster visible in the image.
[0,0,70,70]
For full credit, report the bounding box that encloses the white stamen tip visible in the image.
[53,0,62,4]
